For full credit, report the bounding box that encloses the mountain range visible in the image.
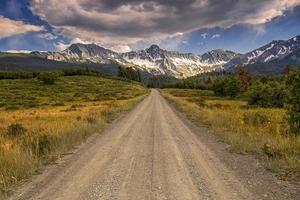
[225,35,300,74]
[1,35,300,77]
[32,44,238,78]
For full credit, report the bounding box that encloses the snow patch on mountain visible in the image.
[170,57,200,66]
[264,54,275,62]
[121,46,237,78]
[226,35,300,68]
[32,34,300,77]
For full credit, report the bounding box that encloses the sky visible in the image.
[0,0,300,54]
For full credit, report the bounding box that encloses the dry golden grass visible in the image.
[162,89,300,181]
[0,76,149,198]
[0,97,146,198]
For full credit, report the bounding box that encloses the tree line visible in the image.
[0,66,142,84]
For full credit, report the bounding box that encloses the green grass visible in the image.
[0,53,30,58]
[0,76,149,198]
[0,76,146,110]
[162,88,300,182]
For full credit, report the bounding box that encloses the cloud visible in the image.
[55,42,70,51]
[5,50,32,54]
[211,34,221,39]
[109,45,132,53]
[37,33,58,40]
[0,16,44,38]
[29,0,300,46]
[182,40,188,44]
[54,38,91,51]
[55,37,132,52]
[201,33,208,39]
[251,24,267,36]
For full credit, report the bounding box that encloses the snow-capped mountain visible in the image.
[200,49,239,66]
[31,34,300,77]
[226,35,300,68]
[33,43,128,65]
[121,45,237,77]
[39,43,237,78]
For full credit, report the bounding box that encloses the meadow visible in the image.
[162,88,300,182]
[0,75,148,198]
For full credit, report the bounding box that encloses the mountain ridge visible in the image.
[40,43,238,78]
[2,34,300,77]
[225,35,300,71]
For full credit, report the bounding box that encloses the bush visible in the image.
[0,71,36,79]
[286,69,300,135]
[186,97,206,107]
[247,81,286,108]
[213,77,242,97]
[7,123,26,137]
[212,79,225,96]
[25,134,55,157]
[224,77,243,97]
[37,72,61,84]
[62,68,102,76]
[243,112,269,126]
[86,116,97,124]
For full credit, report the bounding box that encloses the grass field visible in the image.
[162,88,300,182]
[0,76,148,198]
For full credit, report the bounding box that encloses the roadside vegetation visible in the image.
[161,66,300,181]
[0,71,148,198]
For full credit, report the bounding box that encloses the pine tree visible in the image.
[236,65,251,92]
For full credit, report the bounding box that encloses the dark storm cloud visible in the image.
[30,0,300,46]
[79,0,192,11]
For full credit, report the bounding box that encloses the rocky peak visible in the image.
[146,44,162,56]
[200,49,238,65]
[147,44,160,51]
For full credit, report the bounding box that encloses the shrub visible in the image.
[52,102,65,106]
[243,112,269,126]
[62,68,102,76]
[213,77,242,97]
[37,72,61,84]
[27,134,55,157]
[224,77,243,97]
[253,112,269,125]
[286,69,300,135]
[247,81,286,108]
[212,79,225,96]
[0,71,35,79]
[86,116,97,124]
[262,143,282,158]
[5,105,20,110]
[186,97,206,107]
[24,101,39,108]
[7,123,26,137]
[209,104,231,109]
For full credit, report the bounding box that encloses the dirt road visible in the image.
[12,90,298,200]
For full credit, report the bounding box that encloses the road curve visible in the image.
[13,90,267,200]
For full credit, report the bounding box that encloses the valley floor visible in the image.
[11,90,299,200]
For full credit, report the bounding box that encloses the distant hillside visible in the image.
[0,52,120,75]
